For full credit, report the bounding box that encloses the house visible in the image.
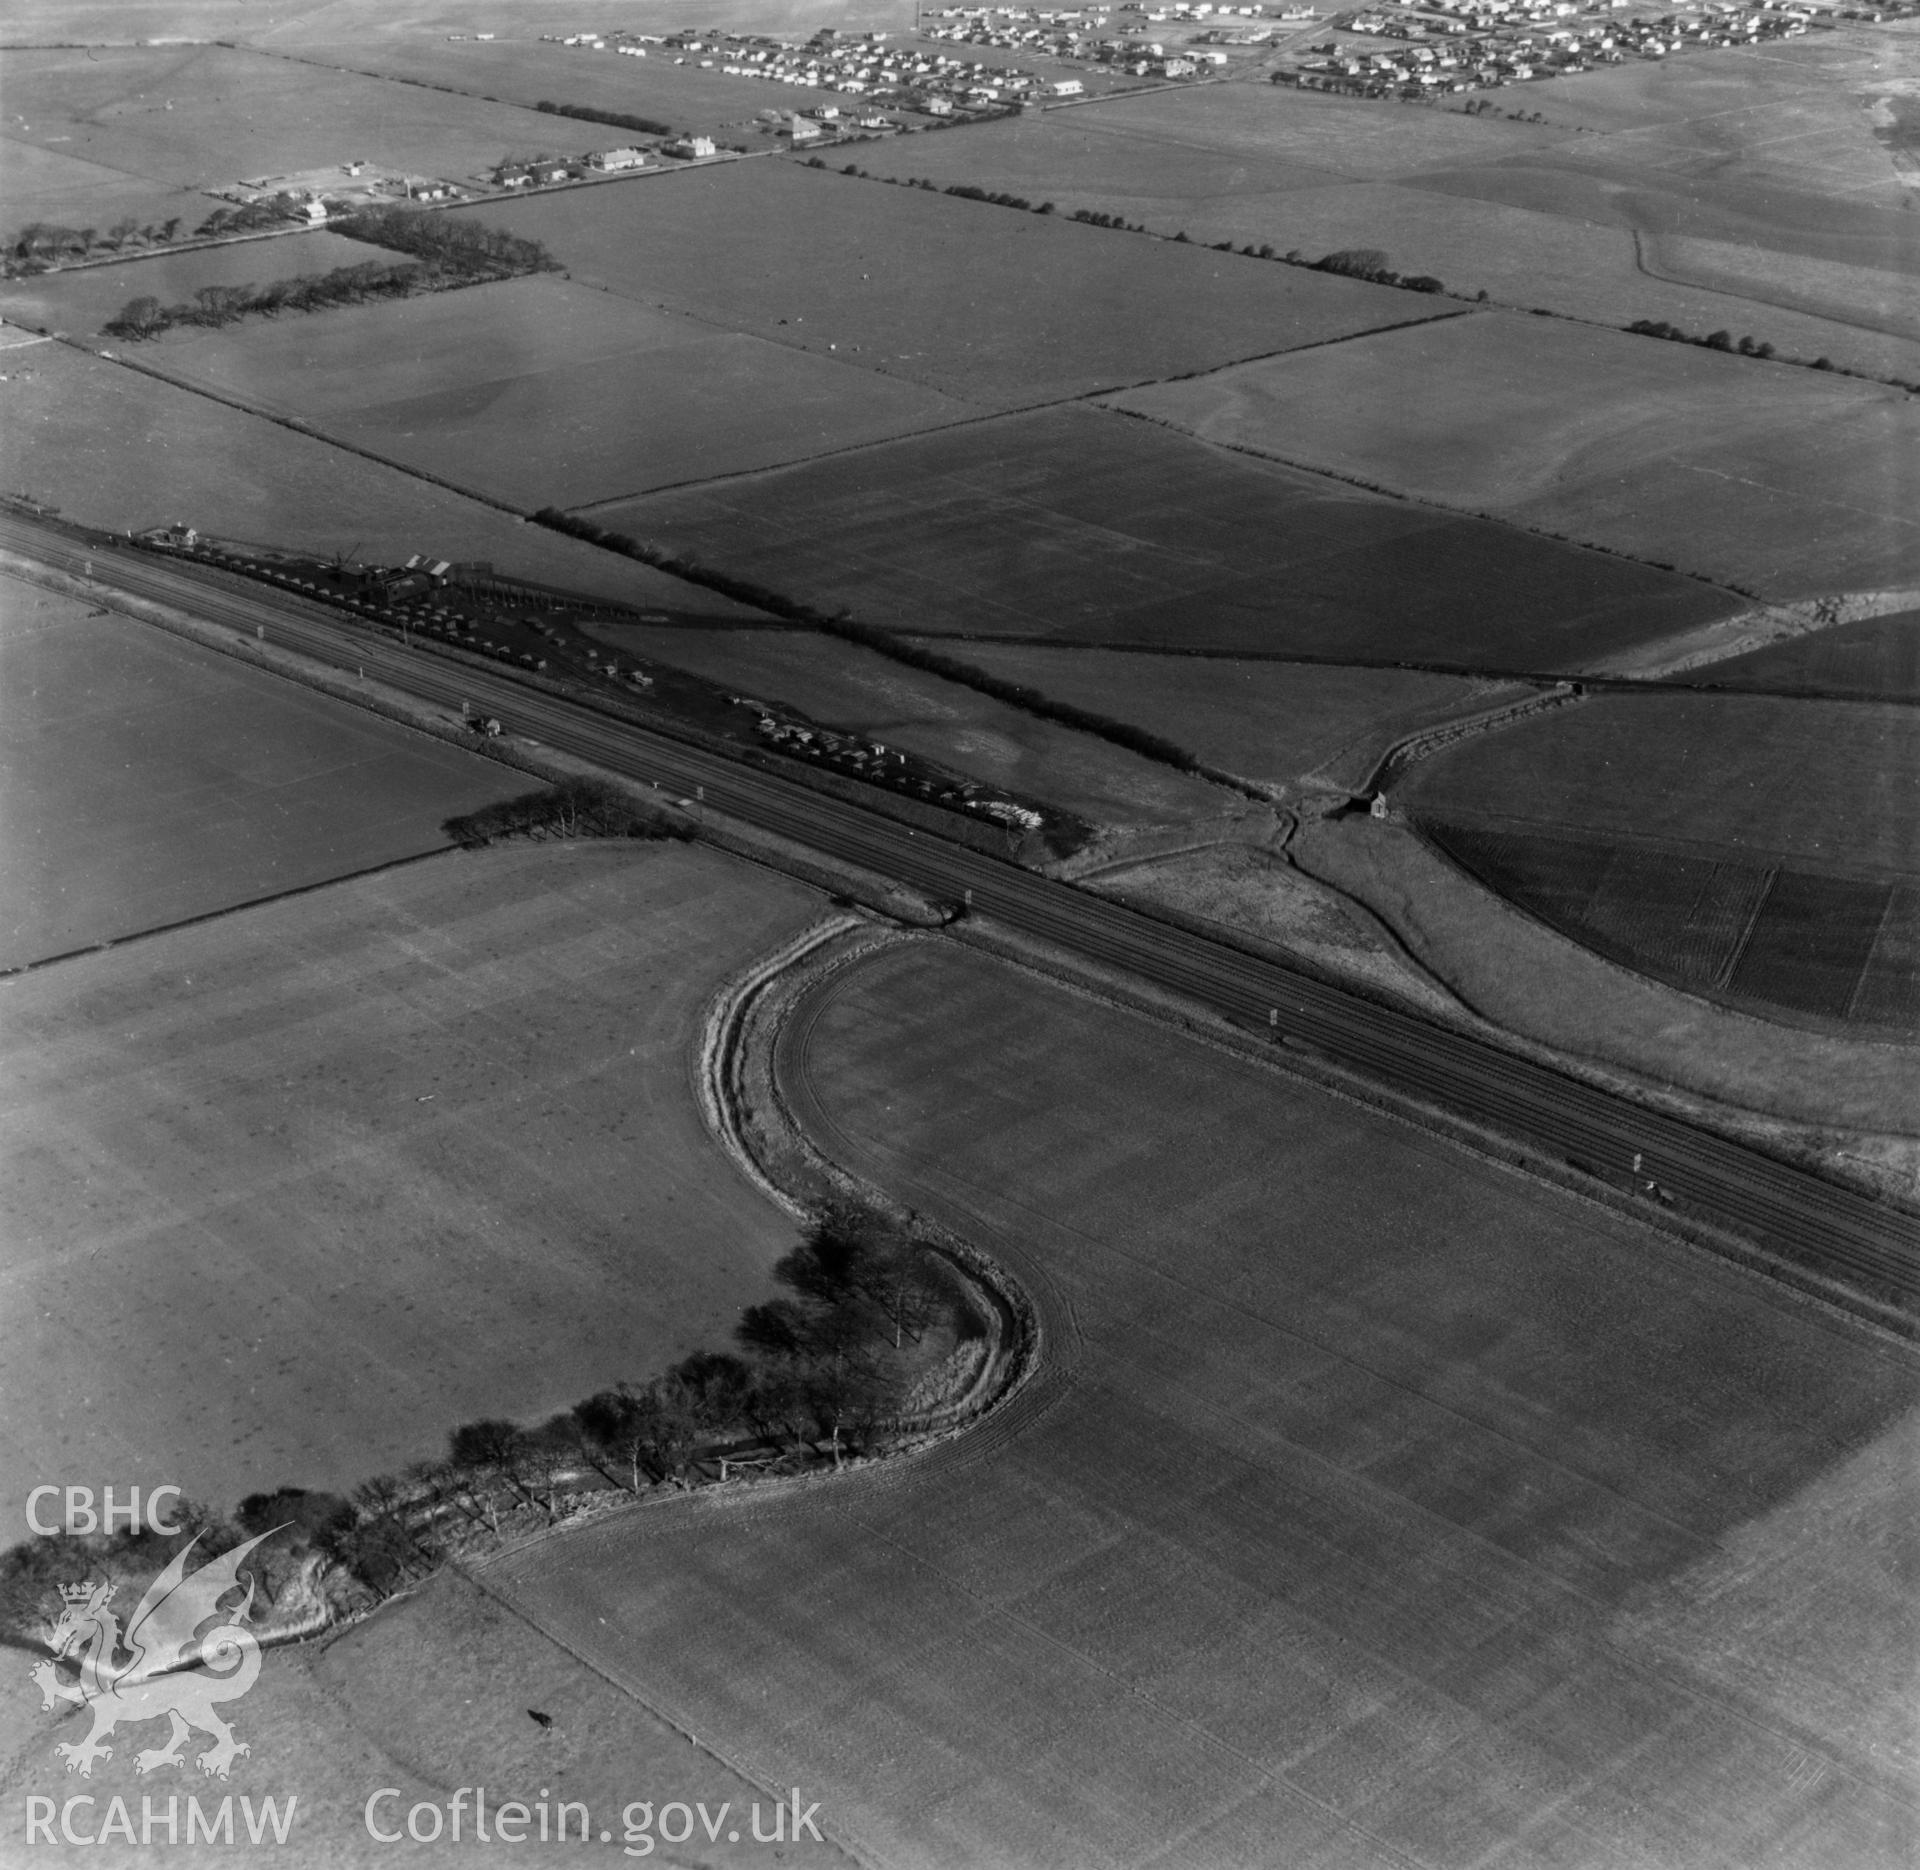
[588,146,648,170]
[1049,76,1086,92]
[663,135,719,157]
[528,160,572,185]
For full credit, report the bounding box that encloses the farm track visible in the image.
[11,510,1918,1308]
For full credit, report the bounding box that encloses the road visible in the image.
[8,511,1916,1302]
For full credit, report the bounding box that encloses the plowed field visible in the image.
[473,938,1920,1868]
[0,580,523,966]
[1399,689,1920,1030]
[1701,607,1920,701]
[0,842,819,1530]
[597,404,1731,668]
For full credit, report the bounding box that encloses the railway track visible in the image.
[9,511,1917,1303]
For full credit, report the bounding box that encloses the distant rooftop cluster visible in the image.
[540,24,1133,111]
[1280,0,1813,94]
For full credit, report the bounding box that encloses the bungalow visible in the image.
[588,146,649,170]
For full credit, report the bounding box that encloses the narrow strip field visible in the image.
[912,639,1504,792]
[0,230,401,337]
[589,621,1228,831]
[472,937,1920,1869]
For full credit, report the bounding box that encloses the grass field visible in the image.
[586,621,1227,831]
[597,404,1733,669]
[253,0,916,51]
[1109,310,1920,600]
[1397,690,1920,1029]
[0,579,525,968]
[0,0,912,41]
[833,110,1920,381]
[268,32,860,149]
[0,45,576,192]
[447,160,1426,409]
[1397,690,1920,877]
[1156,182,1920,382]
[1048,80,1567,182]
[0,228,398,336]
[0,345,770,617]
[915,639,1505,791]
[834,84,1558,218]
[1704,605,1920,700]
[475,937,1920,1867]
[1406,147,1920,289]
[1528,28,1920,193]
[0,841,821,1533]
[0,135,211,249]
[1642,230,1920,346]
[140,273,976,507]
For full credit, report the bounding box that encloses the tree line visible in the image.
[0,1202,975,1628]
[536,98,675,138]
[443,776,689,847]
[101,208,557,341]
[6,215,184,270]
[1629,317,1776,358]
[808,165,1456,295]
[3,200,302,275]
[1624,316,1920,393]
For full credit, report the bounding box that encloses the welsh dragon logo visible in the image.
[30,1528,281,1780]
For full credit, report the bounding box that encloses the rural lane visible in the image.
[8,512,1916,1302]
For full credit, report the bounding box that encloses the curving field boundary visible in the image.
[695,914,1053,1448]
